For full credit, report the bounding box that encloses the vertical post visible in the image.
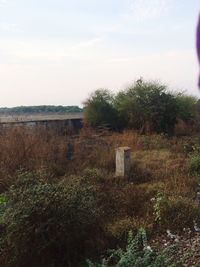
[116,147,131,178]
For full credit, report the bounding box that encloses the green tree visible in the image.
[114,80,177,135]
[84,89,119,129]
[0,105,83,115]
[174,93,197,122]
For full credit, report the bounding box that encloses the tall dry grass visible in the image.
[0,126,195,186]
[0,126,68,190]
[0,125,199,233]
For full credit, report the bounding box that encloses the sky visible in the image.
[0,0,199,107]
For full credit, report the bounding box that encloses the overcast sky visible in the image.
[0,0,199,107]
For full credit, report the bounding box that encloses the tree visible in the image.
[84,89,119,130]
[174,93,197,122]
[114,80,177,134]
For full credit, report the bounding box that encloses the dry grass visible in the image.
[0,126,199,234]
[0,127,68,190]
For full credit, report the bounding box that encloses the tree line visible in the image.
[84,79,199,135]
[0,105,83,115]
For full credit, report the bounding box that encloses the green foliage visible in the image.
[0,172,103,267]
[187,154,200,174]
[0,194,7,220]
[153,195,200,231]
[152,192,166,224]
[114,80,177,135]
[84,80,200,134]
[86,230,181,267]
[0,105,82,115]
[175,94,197,122]
[84,89,119,129]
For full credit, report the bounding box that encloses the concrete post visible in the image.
[116,147,131,177]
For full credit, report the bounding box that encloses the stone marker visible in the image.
[116,147,131,177]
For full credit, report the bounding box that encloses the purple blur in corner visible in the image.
[197,14,200,88]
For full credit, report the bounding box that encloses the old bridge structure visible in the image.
[0,113,84,133]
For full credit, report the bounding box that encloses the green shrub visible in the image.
[86,229,181,267]
[152,192,166,224]
[84,89,119,130]
[0,172,104,267]
[154,195,200,231]
[187,154,200,174]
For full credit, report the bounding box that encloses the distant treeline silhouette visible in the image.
[0,105,83,115]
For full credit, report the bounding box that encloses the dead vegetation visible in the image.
[0,126,200,265]
[0,127,199,236]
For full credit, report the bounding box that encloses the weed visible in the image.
[187,154,200,174]
[152,192,166,224]
[86,230,181,267]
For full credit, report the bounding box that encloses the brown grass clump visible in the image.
[0,127,68,190]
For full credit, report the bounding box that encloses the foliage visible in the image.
[187,154,200,174]
[114,80,178,135]
[86,230,180,267]
[84,79,200,135]
[0,128,199,265]
[153,195,200,231]
[175,94,197,122]
[0,172,103,267]
[84,89,119,129]
[0,105,82,115]
[0,194,7,219]
[152,192,166,224]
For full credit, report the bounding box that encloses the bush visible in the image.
[187,154,200,174]
[0,172,104,267]
[86,229,180,267]
[114,80,178,135]
[84,89,119,130]
[153,194,200,231]
[106,217,151,242]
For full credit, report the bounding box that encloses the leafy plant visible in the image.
[86,229,181,267]
[0,172,104,267]
[0,194,7,220]
[152,192,166,224]
[187,154,200,174]
[84,89,119,130]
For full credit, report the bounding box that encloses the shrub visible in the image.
[0,172,104,267]
[106,217,151,242]
[187,154,200,174]
[86,229,180,267]
[114,80,178,135]
[154,195,200,231]
[84,89,119,130]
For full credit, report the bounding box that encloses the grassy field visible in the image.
[0,126,200,266]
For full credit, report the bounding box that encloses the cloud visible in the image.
[0,23,21,33]
[0,0,8,7]
[0,47,198,108]
[72,37,103,49]
[102,48,199,96]
[0,37,104,63]
[125,0,171,21]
